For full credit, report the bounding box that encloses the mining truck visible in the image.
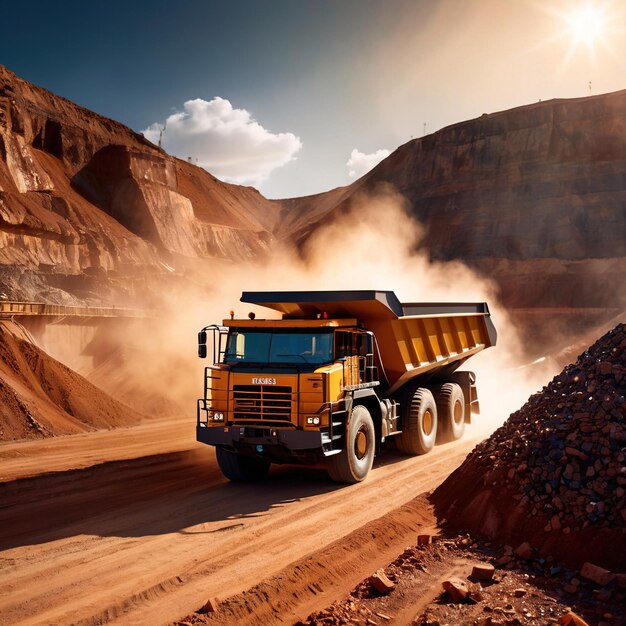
[197,291,497,483]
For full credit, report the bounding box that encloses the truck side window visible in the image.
[335,332,349,359]
[236,333,245,357]
[225,332,246,360]
[355,333,363,356]
[356,332,372,357]
[335,331,367,358]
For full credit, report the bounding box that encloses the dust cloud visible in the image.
[89,187,557,436]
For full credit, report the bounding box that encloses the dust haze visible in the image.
[85,188,558,436]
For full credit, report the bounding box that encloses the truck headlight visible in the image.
[213,412,224,421]
[306,416,320,425]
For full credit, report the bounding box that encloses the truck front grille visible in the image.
[232,385,292,421]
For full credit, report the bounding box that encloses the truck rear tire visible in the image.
[215,447,271,482]
[396,388,437,455]
[435,382,465,443]
[326,405,375,484]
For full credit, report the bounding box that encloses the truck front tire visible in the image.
[435,382,465,442]
[327,405,375,484]
[396,387,438,455]
[215,447,271,482]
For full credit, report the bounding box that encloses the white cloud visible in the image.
[346,148,391,179]
[142,98,302,186]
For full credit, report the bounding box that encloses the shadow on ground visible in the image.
[0,445,413,550]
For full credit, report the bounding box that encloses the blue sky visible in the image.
[2,0,625,198]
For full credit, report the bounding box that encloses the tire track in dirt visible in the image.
[0,420,477,626]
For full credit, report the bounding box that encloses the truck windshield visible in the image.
[224,330,334,365]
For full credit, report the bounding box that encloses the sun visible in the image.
[565,3,607,46]
[528,0,623,91]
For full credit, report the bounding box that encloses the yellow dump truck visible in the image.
[197,291,497,483]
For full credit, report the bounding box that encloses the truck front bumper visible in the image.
[196,424,325,463]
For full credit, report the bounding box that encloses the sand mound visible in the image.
[0,322,146,441]
[433,324,626,570]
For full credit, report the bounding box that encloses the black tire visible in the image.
[326,405,375,484]
[435,382,465,443]
[396,388,437,455]
[215,447,271,482]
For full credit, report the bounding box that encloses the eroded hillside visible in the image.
[1,63,624,320]
[0,65,279,305]
[281,92,626,319]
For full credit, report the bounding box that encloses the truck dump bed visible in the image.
[241,291,497,393]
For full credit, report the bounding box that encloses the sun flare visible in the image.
[565,3,607,46]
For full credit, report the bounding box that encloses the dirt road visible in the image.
[0,418,478,625]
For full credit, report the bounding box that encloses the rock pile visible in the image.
[295,534,619,626]
[478,322,625,530]
[434,323,626,569]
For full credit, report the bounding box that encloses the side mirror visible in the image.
[198,330,207,359]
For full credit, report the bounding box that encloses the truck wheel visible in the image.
[396,388,437,455]
[435,383,465,443]
[326,405,375,484]
[215,447,271,482]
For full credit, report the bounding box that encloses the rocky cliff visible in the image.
[282,92,626,314]
[0,64,279,305]
[1,64,624,340]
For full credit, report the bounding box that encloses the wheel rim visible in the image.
[422,409,434,436]
[453,400,463,424]
[355,428,368,459]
